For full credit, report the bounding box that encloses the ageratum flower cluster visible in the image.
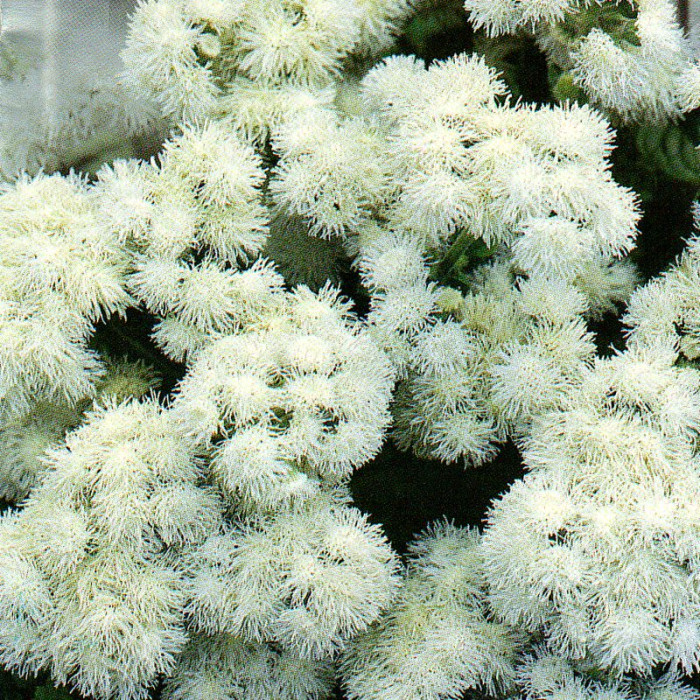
[0,0,700,699]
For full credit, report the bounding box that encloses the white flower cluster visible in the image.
[93,121,281,362]
[173,284,395,509]
[7,1,700,698]
[482,347,700,675]
[0,280,401,697]
[166,280,400,678]
[0,399,222,699]
[516,648,700,700]
[0,47,403,695]
[0,358,159,503]
[123,0,414,138]
[356,225,440,372]
[0,172,130,416]
[270,109,394,238]
[0,402,81,502]
[341,521,521,700]
[463,0,700,121]
[272,53,640,259]
[163,634,334,700]
[625,207,700,359]
[393,262,597,465]
[187,490,400,659]
[269,52,639,469]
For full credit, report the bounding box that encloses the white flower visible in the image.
[570,0,691,122]
[122,0,219,122]
[173,284,394,510]
[0,402,80,502]
[625,224,700,359]
[0,399,222,699]
[93,123,281,360]
[340,521,521,700]
[394,262,595,463]
[187,491,400,658]
[163,634,334,700]
[270,108,393,237]
[483,351,700,675]
[516,648,700,700]
[123,0,412,134]
[463,0,697,122]
[464,0,579,34]
[0,172,130,415]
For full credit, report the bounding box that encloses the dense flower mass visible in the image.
[187,490,400,659]
[0,172,130,416]
[271,53,640,257]
[122,0,415,136]
[341,521,522,700]
[3,0,700,698]
[393,262,598,464]
[624,209,700,359]
[463,0,700,121]
[93,121,280,362]
[0,400,222,699]
[515,648,700,699]
[172,284,395,509]
[163,634,334,700]
[483,349,700,675]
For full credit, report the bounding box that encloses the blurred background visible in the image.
[0,0,162,179]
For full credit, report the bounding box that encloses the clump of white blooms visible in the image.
[122,0,415,138]
[482,347,700,675]
[340,520,521,700]
[463,0,700,122]
[8,1,700,698]
[0,357,160,503]
[356,224,440,373]
[93,121,282,362]
[625,205,700,359]
[393,261,597,465]
[186,489,400,659]
[270,108,394,238]
[163,634,334,700]
[270,53,640,468]
[515,648,700,699]
[173,284,395,510]
[0,401,81,503]
[240,45,640,476]
[0,399,222,699]
[0,172,130,417]
[272,53,640,258]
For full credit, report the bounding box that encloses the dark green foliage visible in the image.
[634,113,700,188]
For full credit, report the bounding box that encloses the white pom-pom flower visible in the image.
[0,172,130,415]
[173,284,395,510]
[0,399,222,699]
[186,490,400,659]
[163,634,334,700]
[340,521,522,700]
[93,122,282,361]
[483,350,700,676]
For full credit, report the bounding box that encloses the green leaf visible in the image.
[34,685,74,700]
[635,121,700,187]
[430,231,498,291]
